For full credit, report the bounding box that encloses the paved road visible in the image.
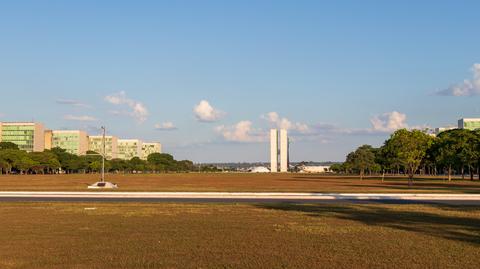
[1,192,480,205]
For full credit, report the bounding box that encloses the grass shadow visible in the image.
[258,203,480,245]
[345,183,480,194]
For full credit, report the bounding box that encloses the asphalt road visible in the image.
[1,192,480,205]
[1,197,480,205]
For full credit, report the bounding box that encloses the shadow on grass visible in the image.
[258,203,480,245]
[345,183,480,194]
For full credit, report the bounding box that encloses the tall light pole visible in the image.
[101,126,106,183]
[87,126,118,189]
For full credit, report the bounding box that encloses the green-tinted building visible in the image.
[458,118,480,131]
[88,135,118,160]
[51,130,89,155]
[118,139,142,160]
[0,122,45,152]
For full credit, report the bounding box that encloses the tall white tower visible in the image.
[280,129,289,172]
[270,129,278,173]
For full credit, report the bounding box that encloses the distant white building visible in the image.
[250,166,270,173]
[270,129,278,173]
[142,142,162,160]
[89,135,118,160]
[270,129,289,173]
[118,139,143,160]
[280,129,289,172]
[299,165,332,173]
[434,126,457,136]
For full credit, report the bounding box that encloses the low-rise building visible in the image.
[51,130,89,155]
[299,165,332,173]
[434,126,457,136]
[0,122,45,152]
[118,139,143,160]
[141,142,162,160]
[88,135,118,159]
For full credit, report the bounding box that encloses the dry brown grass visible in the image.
[0,202,478,268]
[0,173,479,193]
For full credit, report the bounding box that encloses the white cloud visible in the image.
[308,111,423,137]
[105,91,149,123]
[436,63,480,96]
[194,100,224,122]
[262,112,311,134]
[155,122,177,131]
[56,99,90,108]
[370,111,408,132]
[63,115,97,122]
[215,121,265,143]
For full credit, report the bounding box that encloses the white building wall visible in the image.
[270,129,278,173]
[280,129,289,172]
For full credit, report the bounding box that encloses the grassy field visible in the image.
[0,202,478,268]
[0,173,479,193]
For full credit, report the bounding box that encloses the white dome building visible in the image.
[249,166,270,173]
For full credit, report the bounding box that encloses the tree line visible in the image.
[330,128,480,185]
[0,142,201,174]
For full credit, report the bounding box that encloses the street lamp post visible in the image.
[87,126,118,189]
[101,126,106,183]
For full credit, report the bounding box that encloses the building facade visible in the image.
[44,130,53,150]
[118,139,143,160]
[270,129,289,173]
[51,130,88,155]
[88,135,118,159]
[270,129,278,173]
[458,118,480,131]
[0,122,45,152]
[280,129,289,172]
[141,142,162,160]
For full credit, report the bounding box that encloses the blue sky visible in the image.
[0,1,479,162]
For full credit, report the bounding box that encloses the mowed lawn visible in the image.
[0,202,478,269]
[0,173,479,193]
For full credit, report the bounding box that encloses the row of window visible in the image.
[1,127,35,131]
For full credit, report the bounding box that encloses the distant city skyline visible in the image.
[0,1,479,162]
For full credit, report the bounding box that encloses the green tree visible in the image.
[129,157,147,172]
[147,153,177,172]
[177,160,194,172]
[29,151,61,174]
[345,145,377,180]
[0,142,19,150]
[89,161,102,173]
[110,159,129,173]
[0,149,28,174]
[383,129,434,186]
[432,130,459,181]
[330,163,344,173]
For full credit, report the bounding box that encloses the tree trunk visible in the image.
[360,169,364,180]
[461,167,465,180]
[408,167,414,187]
[448,165,452,182]
[382,170,385,183]
[470,166,474,181]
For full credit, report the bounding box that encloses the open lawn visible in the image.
[0,173,479,193]
[0,202,478,268]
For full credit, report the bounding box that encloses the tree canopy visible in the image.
[337,128,480,185]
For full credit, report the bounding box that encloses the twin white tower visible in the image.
[270,129,289,172]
